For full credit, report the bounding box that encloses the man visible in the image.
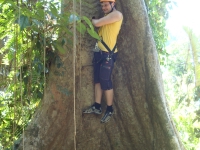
[83,0,123,123]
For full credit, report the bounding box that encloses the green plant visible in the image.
[145,0,172,65]
[0,0,72,148]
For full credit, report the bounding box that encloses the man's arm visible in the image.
[92,11,122,27]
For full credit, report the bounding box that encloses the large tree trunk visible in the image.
[18,0,185,149]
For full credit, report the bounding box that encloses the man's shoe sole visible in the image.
[83,111,102,115]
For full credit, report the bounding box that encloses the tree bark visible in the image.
[18,0,185,149]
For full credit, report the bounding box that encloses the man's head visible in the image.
[100,0,116,14]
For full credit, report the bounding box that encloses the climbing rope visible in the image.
[18,1,25,149]
[43,0,46,89]
[20,62,24,150]
[73,0,77,149]
[78,0,83,135]
[13,20,17,150]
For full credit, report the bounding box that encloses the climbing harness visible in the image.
[93,40,117,63]
[101,40,117,61]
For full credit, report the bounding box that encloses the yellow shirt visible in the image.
[97,18,123,53]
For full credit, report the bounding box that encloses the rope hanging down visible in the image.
[73,0,77,149]
[13,18,17,150]
[43,0,46,89]
[18,1,25,149]
[72,0,83,149]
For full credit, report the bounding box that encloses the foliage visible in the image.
[145,0,175,65]
[77,16,101,41]
[0,0,72,148]
[183,26,200,87]
[163,33,200,149]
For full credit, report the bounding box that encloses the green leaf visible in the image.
[61,38,66,46]
[17,15,30,31]
[36,9,45,20]
[37,91,43,99]
[76,22,86,34]
[50,3,58,17]
[31,25,41,33]
[82,16,94,30]
[23,8,33,17]
[58,25,72,35]
[81,16,101,40]
[87,28,101,41]
[3,0,17,9]
[53,42,66,54]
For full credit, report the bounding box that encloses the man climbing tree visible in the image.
[83,0,123,123]
[17,0,185,149]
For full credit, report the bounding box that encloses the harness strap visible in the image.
[100,40,117,55]
[93,40,117,64]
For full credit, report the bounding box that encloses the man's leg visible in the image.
[95,83,103,104]
[83,52,103,114]
[99,54,115,123]
[82,83,102,114]
[104,89,113,106]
